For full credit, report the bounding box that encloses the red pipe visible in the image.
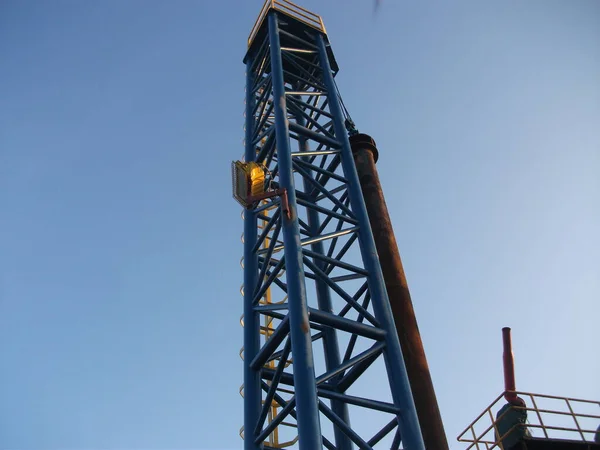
[502,327,518,403]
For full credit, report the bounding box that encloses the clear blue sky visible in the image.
[1,1,598,449]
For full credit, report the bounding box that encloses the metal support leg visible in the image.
[268,12,323,450]
[316,33,425,450]
[244,60,262,450]
[295,94,353,450]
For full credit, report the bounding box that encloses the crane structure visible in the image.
[234,1,426,449]
[234,3,600,450]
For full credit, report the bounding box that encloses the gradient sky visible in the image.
[1,1,599,449]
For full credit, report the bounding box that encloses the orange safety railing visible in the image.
[248,0,326,48]
[457,391,600,450]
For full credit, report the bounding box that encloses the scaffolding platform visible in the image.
[458,391,600,450]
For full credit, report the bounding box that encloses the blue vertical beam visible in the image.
[243,60,262,450]
[315,34,426,450]
[294,95,353,450]
[267,12,323,450]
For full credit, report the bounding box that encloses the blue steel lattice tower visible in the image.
[238,2,426,449]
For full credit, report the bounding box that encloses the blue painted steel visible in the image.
[294,159,348,184]
[302,248,367,275]
[243,60,262,450]
[368,418,401,446]
[392,427,403,449]
[316,342,386,385]
[317,389,400,415]
[249,316,290,370]
[240,6,427,448]
[295,198,357,225]
[296,105,353,450]
[289,121,341,148]
[257,339,292,431]
[318,400,371,450]
[267,11,323,450]
[256,398,297,443]
[315,33,425,450]
[306,308,385,340]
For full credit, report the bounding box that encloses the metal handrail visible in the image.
[457,391,600,450]
[248,0,326,48]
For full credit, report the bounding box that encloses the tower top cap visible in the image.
[248,0,326,48]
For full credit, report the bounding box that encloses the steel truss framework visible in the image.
[240,10,425,450]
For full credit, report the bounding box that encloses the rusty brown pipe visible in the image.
[502,327,521,404]
[350,133,449,450]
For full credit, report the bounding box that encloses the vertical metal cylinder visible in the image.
[502,327,517,403]
[316,35,425,450]
[350,133,449,450]
[268,12,323,450]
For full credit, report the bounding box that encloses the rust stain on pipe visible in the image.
[350,133,449,450]
[502,327,519,404]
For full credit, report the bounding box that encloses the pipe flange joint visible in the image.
[349,133,379,163]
